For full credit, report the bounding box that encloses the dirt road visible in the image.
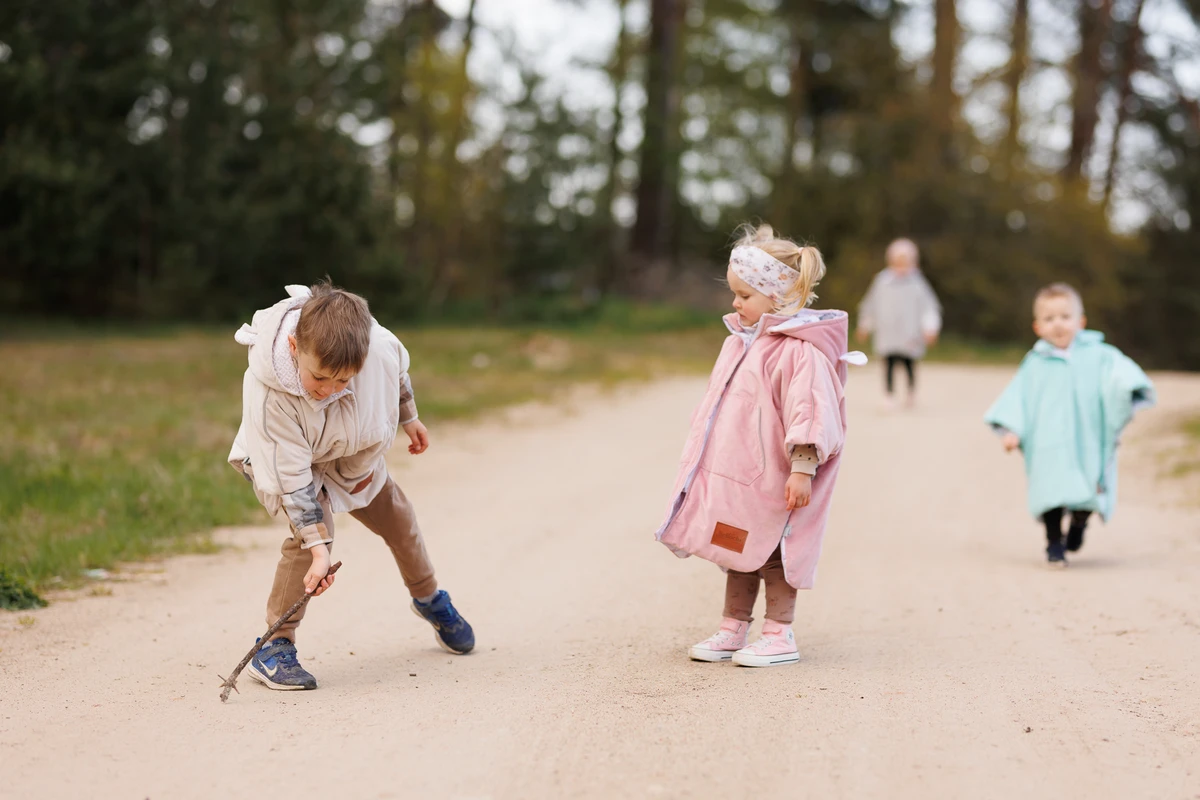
[3,364,1198,799]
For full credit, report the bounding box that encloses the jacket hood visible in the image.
[724,309,866,369]
[234,285,312,394]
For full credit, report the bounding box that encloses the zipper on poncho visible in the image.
[656,329,758,539]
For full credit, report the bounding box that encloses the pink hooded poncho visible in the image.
[655,309,858,589]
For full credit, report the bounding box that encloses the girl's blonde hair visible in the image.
[732,222,826,315]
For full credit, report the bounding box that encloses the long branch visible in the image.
[219,561,343,702]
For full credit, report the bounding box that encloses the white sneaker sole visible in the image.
[732,650,800,667]
[246,662,314,690]
[689,646,736,662]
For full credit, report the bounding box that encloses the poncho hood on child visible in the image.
[655,309,863,590]
[228,285,411,519]
[984,329,1155,521]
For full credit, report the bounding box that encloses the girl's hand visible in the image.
[1002,432,1020,452]
[785,473,812,510]
[403,420,430,455]
[304,544,336,596]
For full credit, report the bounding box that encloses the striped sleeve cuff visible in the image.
[399,373,419,425]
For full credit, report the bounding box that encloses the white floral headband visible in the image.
[729,245,801,302]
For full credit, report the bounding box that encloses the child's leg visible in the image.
[1041,507,1064,545]
[760,547,797,624]
[266,491,335,643]
[349,477,438,599]
[884,355,898,395]
[903,357,916,393]
[1066,510,1092,552]
[723,569,760,623]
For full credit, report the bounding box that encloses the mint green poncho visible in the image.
[984,330,1155,521]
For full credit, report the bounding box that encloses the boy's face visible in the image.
[727,268,774,327]
[1033,296,1086,350]
[288,335,356,400]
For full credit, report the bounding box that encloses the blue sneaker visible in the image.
[411,590,475,654]
[247,638,318,690]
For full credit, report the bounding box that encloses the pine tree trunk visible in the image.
[431,0,478,308]
[597,0,630,295]
[1002,0,1030,169]
[1064,0,1113,182]
[772,10,809,226]
[930,0,959,166]
[1102,0,1147,211]
[630,0,687,265]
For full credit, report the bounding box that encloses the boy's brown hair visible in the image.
[294,281,372,376]
[1033,282,1084,317]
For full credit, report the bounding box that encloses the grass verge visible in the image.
[1,320,723,593]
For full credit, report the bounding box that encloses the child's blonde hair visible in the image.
[733,223,827,315]
[295,280,373,376]
[1033,282,1084,317]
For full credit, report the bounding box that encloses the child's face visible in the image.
[727,269,774,327]
[1032,296,1086,350]
[288,335,356,400]
[887,251,916,275]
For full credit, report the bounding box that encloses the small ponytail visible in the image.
[733,223,826,314]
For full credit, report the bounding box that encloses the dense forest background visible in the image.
[3,0,1199,366]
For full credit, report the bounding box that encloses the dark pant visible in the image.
[1041,507,1092,544]
[885,354,915,394]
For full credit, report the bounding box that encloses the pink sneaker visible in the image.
[689,618,749,662]
[732,621,799,667]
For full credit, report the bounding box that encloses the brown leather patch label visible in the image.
[711,522,749,553]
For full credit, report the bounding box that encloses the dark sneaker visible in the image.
[411,590,475,654]
[1046,541,1068,568]
[247,638,317,690]
[1065,526,1085,553]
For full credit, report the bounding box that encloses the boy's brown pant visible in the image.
[723,546,797,625]
[266,477,438,643]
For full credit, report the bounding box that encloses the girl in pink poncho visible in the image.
[656,224,863,667]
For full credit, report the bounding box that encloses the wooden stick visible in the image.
[219,561,342,702]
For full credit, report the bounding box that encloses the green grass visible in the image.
[0,318,724,592]
[1169,415,1200,478]
[925,335,1028,365]
[1,310,1033,596]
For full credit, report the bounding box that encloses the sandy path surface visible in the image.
[3,364,1199,799]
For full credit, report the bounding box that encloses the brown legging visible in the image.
[723,545,796,625]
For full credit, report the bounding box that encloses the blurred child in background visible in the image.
[856,238,942,409]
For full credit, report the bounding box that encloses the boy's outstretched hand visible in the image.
[304,543,336,596]
[403,420,430,455]
[1001,432,1021,452]
[785,473,812,510]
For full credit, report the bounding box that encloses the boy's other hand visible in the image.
[350,473,373,494]
[855,328,868,344]
[403,420,430,455]
[304,544,335,596]
[924,332,939,346]
[785,473,812,510]
[1002,432,1021,452]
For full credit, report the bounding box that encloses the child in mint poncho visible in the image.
[985,283,1155,567]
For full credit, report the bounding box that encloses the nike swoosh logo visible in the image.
[263,662,279,678]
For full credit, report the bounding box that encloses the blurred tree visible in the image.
[630,0,688,269]
[1001,0,1030,170]
[1064,0,1112,182]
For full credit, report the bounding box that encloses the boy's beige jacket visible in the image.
[228,286,409,537]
